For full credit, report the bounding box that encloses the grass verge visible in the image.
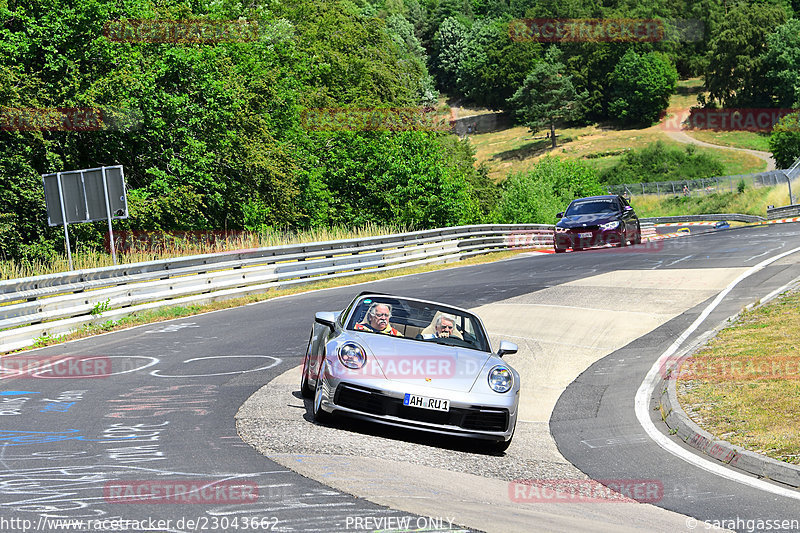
[6,249,532,354]
[0,223,406,279]
[677,287,800,465]
[684,130,772,152]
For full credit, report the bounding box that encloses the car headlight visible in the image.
[338,342,367,369]
[600,220,620,230]
[555,226,569,233]
[488,365,513,393]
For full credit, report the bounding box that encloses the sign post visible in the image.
[55,172,73,270]
[42,165,128,270]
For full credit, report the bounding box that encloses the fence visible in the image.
[0,224,553,353]
[607,170,793,199]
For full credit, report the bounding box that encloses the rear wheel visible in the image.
[554,247,566,253]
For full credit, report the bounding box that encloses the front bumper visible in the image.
[554,228,624,249]
[318,378,518,442]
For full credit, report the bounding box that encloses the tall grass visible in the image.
[0,224,406,280]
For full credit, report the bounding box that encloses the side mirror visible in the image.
[315,311,336,329]
[497,341,518,358]
[623,205,633,211]
[556,212,564,218]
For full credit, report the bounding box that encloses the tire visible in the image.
[487,420,516,454]
[554,247,566,253]
[488,436,513,454]
[633,223,642,245]
[312,362,332,423]
[617,228,627,247]
[300,351,314,399]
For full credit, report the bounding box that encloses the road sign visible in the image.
[42,166,127,225]
[41,166,128,269]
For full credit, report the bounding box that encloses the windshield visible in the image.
[565,199,619,216]
[345,296,490,352]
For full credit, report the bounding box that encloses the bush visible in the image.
[600,142,725,185]
[495,158,605,224]
[769,113,800,169]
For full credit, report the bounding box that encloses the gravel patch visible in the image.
[236,373,585,483]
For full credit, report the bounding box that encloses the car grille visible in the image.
[568,225,599,233]
[335,384,509,432]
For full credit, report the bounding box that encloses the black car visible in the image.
[554,195,641,253]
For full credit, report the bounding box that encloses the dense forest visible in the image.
[3,0,800,265]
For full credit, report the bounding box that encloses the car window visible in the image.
[565,199,619,215]
[338,298,357,327]
[346,296,490,352]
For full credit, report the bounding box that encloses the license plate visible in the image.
[403,393,450,412]
[578,232,593,238]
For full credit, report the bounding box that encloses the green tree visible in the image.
[507,47,586,148]
[769,113,800,169]
[761,18,800,108]
[608,49,678,126]
[703,2,787,107]
[430,17,469,93]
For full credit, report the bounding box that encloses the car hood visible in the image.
[558,213,619,228]
[355,333,491,392]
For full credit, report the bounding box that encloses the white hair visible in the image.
[435,314,456,328]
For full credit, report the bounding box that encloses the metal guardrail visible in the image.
[766,204,800,218]
[0,224,553,353]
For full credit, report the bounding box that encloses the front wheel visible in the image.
[488,436,513,454]
[487,420,516,454]
[300,351,314,399]
[312,362,332,423]
[633,223,642,245]
[617,228,627,247]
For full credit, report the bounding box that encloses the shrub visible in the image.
[600,142,725,185]
[495,158,605,223]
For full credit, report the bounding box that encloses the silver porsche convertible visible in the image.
[300,292,521,452]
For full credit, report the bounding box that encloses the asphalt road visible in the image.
[551,225,800,532]
[1,223,799,532]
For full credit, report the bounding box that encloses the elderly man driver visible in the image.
[355,302,402,336]
[420,314,456,339]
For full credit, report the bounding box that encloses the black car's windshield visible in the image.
[345,296,490,352]
[565,199,619,216]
